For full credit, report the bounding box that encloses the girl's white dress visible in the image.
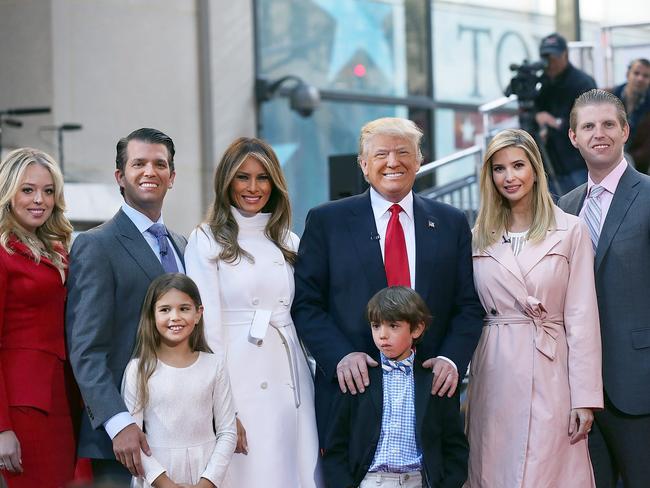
[122,352,237,488]
[185,209,323,488]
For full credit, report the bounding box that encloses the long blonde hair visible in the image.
[205,137,296,265]
[0,148,72,269]
[131,273,212,412]
[473,129,555,252]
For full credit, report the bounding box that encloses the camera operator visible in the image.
[534,33,596,194]
[612,58,650,174]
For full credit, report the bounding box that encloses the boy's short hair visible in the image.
[367,286,432,344]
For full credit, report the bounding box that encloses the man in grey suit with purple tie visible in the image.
[66,128,186,486]
[559,89,650,488]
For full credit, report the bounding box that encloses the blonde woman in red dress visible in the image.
[0,148,76,488]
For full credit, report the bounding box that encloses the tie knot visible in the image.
[381,356,413,374]
[147,223,168,238]
[389,204,403,216]
[589,185,605,199]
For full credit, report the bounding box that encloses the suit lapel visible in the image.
[480,236,526,287]
[346,191,387,289]
[413,195,439,300]
[563,184,587,216]
[596,167,640,272]
[113,209,164,280]
[515,207,566,277]
[169,231,186,267]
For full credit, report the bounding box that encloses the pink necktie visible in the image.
[385,204,410,287]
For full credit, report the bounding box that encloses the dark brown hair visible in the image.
[131,273,211,411]
[367,286,432,344]
[205,137,296,265]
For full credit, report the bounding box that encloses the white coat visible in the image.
[185,209,323,488]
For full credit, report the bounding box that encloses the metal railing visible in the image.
[416,145,482,223]
[601,22,650,87]
[415,96,519,223]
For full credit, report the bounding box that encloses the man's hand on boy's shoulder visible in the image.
[336,352,379,395]
[423,357,459,397]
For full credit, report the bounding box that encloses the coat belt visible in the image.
[221,308,302,407]
[484,313,563,361]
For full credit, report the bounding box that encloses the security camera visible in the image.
[290,83,321,117]
[256,76,321,118]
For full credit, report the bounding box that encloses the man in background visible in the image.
[535,32,596,195]
[612,58,650,174]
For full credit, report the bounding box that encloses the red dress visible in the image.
[0,238,77,488]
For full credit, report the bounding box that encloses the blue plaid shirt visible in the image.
[369,351,422,473]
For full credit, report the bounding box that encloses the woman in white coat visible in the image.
[185,137,322,488]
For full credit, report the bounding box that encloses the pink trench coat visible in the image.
[465,207,603,488]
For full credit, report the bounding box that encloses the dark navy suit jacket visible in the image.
[292,190,484,440]
[322,361,468,488]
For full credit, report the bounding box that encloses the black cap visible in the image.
[539,33,568,56]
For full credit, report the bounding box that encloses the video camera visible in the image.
[504,59,547,102]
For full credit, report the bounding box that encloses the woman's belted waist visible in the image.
[484,313,564,361]
[221,307,302,408]
[221,309,292,329]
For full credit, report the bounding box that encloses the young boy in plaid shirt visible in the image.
[322,286,468,488]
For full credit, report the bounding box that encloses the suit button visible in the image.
[490,309,497,315]
[260,381,268,389]
[252,298,260,306]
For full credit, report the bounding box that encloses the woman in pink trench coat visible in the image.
[465,129,603,488]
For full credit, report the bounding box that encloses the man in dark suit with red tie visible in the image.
[292,117,484,444]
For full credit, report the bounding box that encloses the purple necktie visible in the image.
[147,223,178,273]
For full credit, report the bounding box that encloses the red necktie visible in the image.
[385,204,410,287]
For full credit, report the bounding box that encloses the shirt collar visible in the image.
[121,202,164,234]
[587,158,628,196]
[369,187,414,222]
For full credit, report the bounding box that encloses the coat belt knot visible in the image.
[520,295,562,361]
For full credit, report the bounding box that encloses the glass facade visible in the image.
[254,0,565,233]
[255,0,432,232]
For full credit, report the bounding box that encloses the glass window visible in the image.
[256,0,430,97]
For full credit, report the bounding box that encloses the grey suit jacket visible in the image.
[66,209,187,459]
[558,164,650,415]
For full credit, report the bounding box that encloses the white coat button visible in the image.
[252,297,260,306]
[260,382,268,389]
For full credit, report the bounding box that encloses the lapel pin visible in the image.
[428,220,436,229]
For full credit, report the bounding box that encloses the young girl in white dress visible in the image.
[122,273,237,488]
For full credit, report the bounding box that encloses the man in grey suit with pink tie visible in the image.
[559,89,650,488]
